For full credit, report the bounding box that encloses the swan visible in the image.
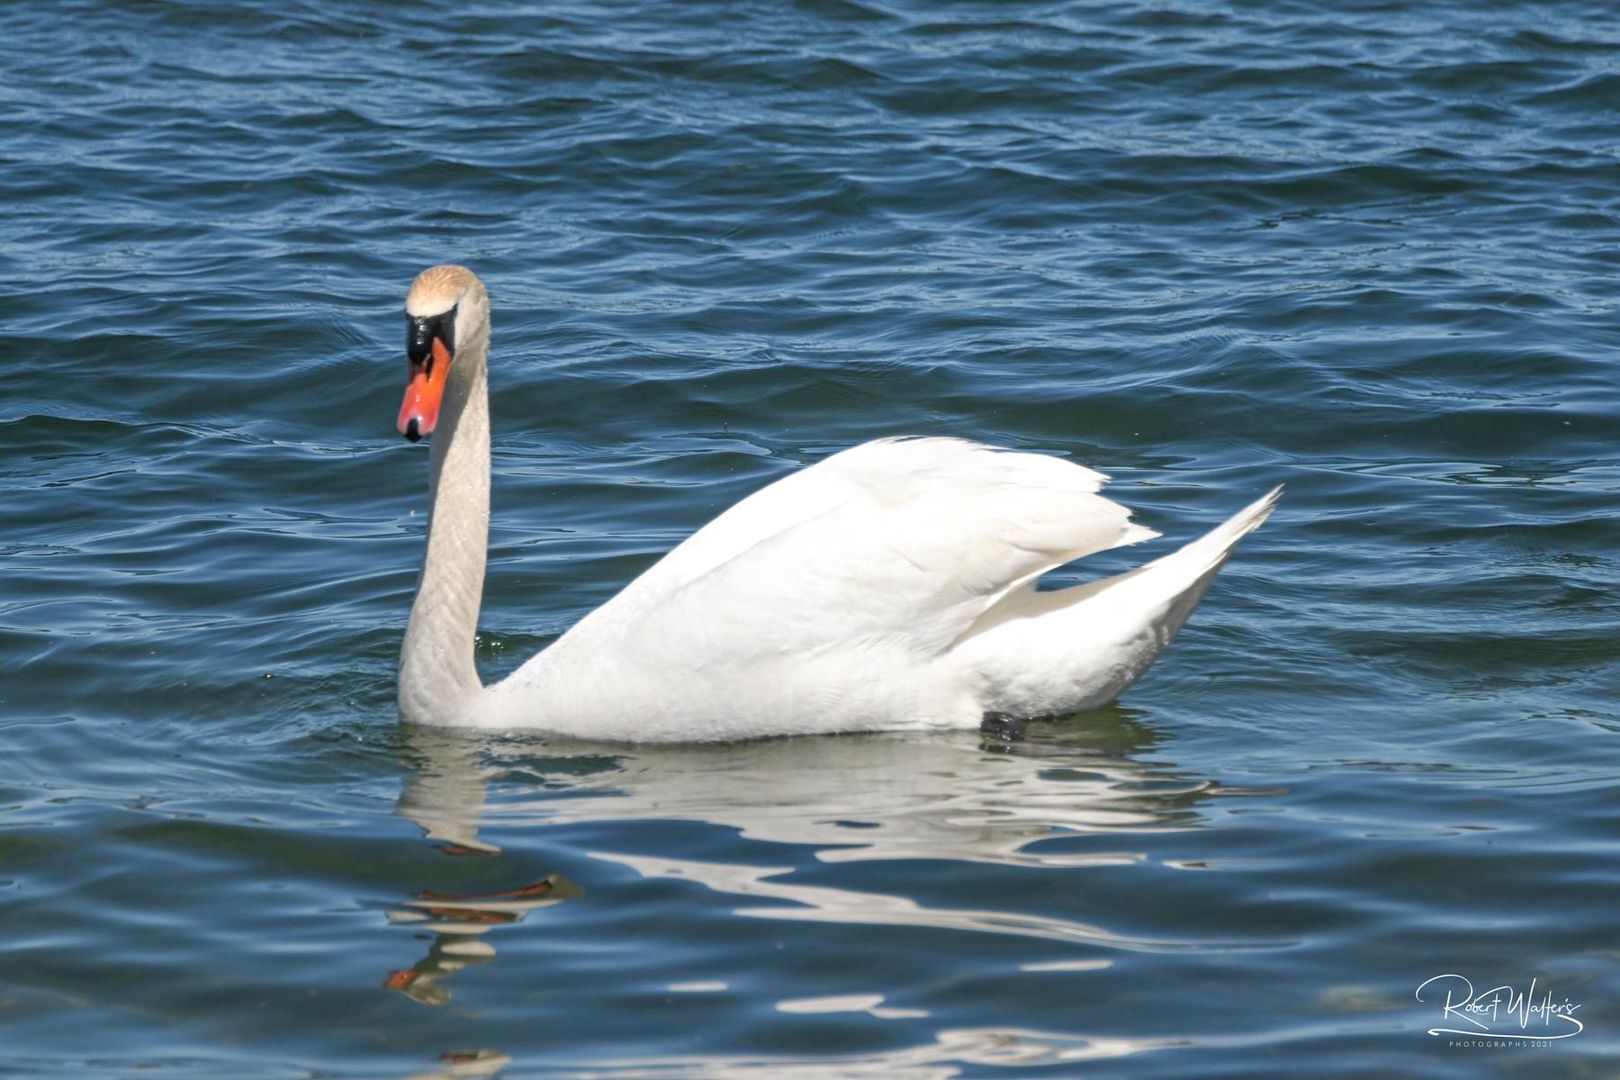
[393,265,1278,742]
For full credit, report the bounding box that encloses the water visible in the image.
[4,0,1618,1075]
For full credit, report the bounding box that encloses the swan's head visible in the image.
[398,264,490,442]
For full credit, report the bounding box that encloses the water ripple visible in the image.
[4,0,1619,1075]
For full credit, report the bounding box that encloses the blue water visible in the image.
[4,1,1618,1075]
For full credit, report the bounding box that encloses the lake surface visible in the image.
[4,0,1618,1075]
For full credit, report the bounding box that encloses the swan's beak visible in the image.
[398,331,453,442]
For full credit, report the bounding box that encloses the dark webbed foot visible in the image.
[980,711,1027,741]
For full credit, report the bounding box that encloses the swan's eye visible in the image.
[398,304,458,442]
[406,305,457,374]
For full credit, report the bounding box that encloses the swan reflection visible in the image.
[475,706,1225,869]
[386,711,1274,1019]
[386,726,583,1007]
[382,873,581,1006]
[402,1049,513,1080]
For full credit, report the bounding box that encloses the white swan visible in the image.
[394,265,1278,742]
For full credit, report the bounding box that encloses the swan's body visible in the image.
[394,266,1278,742]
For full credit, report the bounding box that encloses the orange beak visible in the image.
[398,336,453,442]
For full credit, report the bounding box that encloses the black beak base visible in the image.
[407,305,457,372]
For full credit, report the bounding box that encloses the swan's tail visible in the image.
[954,486,1281,719]
[1130,484,1282,622]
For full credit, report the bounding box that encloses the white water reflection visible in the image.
[390,712,1274,958]
[587,1026,1184,1077]
[405,1028,1177,1080]
[385,714,1275,1071]
[776,993,929,1019]
[401,707,1236,869]
[591,848,1229,953]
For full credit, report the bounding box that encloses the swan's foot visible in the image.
[979,711,1027,742]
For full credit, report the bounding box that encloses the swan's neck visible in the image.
[399,343,490,724]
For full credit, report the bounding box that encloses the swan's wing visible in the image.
[591,437,1160,663]
[611,437,1134,611]
[613,437,979,606]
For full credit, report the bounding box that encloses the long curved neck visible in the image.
[399,339,490,725]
